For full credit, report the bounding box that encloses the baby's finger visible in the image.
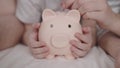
[30,41,46,48]
[71,46,87,57]
[70,40,90,51]
[33,52,49,59]
[75,33,88,44]
[78,0,93,5]
[72,52,79,58]
[70,40,83,50]
[31,46,49,55]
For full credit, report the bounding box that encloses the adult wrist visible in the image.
[110,14,120,36]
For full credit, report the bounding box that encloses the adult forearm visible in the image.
[110,14,120,36]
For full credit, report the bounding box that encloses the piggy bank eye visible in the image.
[68,24,71,28]
[50,24,53,28]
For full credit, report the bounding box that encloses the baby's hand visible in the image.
[28,23,49,59]
[70,27,92,58]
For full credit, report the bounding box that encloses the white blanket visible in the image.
[0,44,115,68]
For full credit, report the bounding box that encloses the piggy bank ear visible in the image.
[42,9,56,21]
[66,10,80,21]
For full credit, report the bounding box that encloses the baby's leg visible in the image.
[99,32,120,68]
[0,15,24,50]
[0,0,24,50]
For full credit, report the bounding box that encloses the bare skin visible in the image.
[0,0,24,50]
[99,32,120,68]
[62,0,97,58]
[62,0,120,68]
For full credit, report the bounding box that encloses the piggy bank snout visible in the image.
[51,34,70,48]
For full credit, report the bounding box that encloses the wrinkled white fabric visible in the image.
[0,44,114,68]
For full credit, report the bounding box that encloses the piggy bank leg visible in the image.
[46,54,55,59]
[65,54,75,60]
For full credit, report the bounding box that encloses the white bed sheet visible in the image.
[0,44,115,68]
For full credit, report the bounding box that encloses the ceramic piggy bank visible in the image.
[39,9,82,59]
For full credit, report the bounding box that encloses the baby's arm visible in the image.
[81,19,97,46]
[0,0,24,50]
[16,0,49,59]
[22,23,49,59]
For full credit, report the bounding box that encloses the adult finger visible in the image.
[71,0,79,9]
[62,0,75,9]
[83,11,101,21]
[78,1,102,15]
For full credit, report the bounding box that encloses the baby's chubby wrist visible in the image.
[22,23,34,45]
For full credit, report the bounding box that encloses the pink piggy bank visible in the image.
[39,9,82,59]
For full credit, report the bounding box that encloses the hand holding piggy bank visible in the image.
[39,9,82,59]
